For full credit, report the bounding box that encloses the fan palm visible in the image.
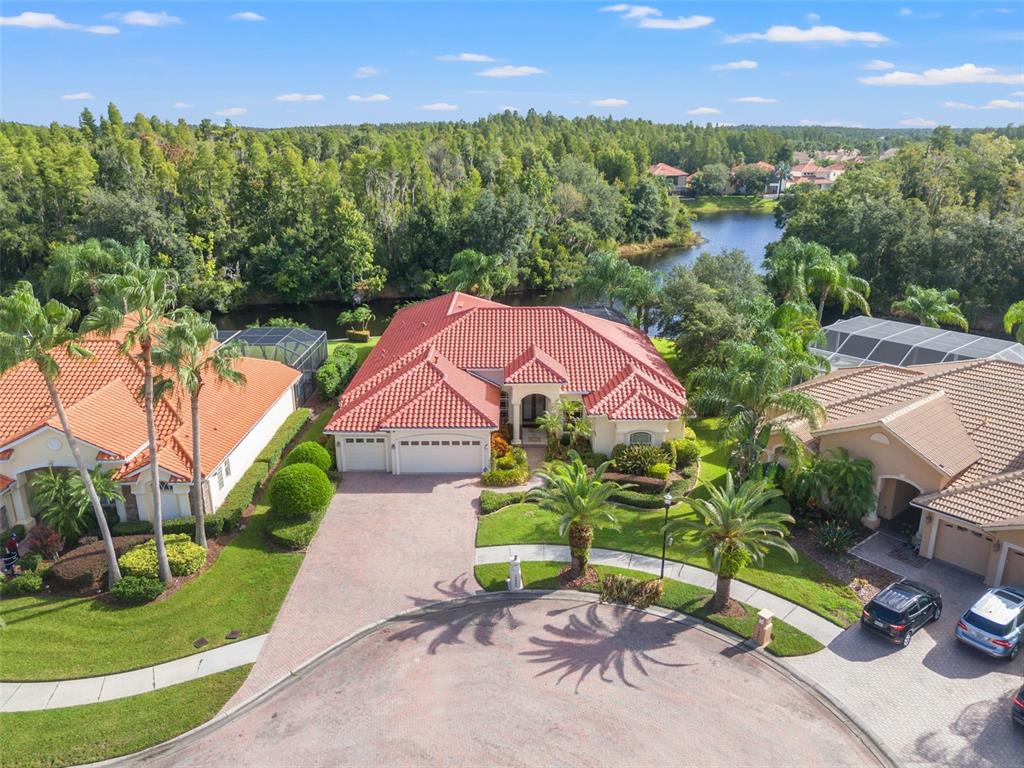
[527,453,621,578]
[665,473,796,612]
[1004,300,1024,343]
[153,309,246,547]
[891,285,969,331]
[83,265,179,582]
[805,250,871,323]
[444,249,517,299]
[0,282,123,586]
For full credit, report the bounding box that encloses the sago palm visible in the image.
[153,308,246,547]
[528,452,621,578]
[891,285,968,331]
[0,282,123,586]
[665,473,796,612]
[1004,300,1024,343]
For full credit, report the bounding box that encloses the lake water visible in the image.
[215,211,782,337]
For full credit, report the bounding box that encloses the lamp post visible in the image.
[660,491,673,579]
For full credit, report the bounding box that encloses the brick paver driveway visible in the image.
[133,597,886,768]
[227,472,480,706]
[788,542,1024,767]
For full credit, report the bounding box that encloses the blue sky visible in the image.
[2,2,1022,128]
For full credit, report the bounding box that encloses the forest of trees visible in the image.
[1,104,1021,322]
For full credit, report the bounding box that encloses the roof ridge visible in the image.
[917,466,1024,504]
[880,389,947,424]
[822,359,990,412]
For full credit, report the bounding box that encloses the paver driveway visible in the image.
[227,472,480,706]
[132,597,886,768]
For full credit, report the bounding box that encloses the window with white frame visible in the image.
[217,468,224,490]
[224,457,231,477]
[629,431,653,445]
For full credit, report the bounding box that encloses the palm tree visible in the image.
[815,448,875,522]
[1004,300,1024,343]
[891,285,969,330]
[534,410,563,455]
[527,453,621,579]
[619,266,661,332]
[30,467,123,544]
[0,282,122,586]
[153,309,246,547]
[665,473,796,612]
[83,265,178,583]
[444,249,517,299]
[805,250,871,323]
[575,250,631,308]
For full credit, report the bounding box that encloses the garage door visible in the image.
[1002,547,1024,589]
[342,436,387,471]
[933,521,991,575]
[398,435,483,474]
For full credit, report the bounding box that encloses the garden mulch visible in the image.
[790,528,899,604]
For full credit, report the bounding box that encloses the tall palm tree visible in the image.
[527,453,621,579]
[1004,300,1024,343]
[0,282,123,586]
[665,473,796,612]
[619,266,661,332]
[575,250,631,308]
[891,285,969,330]
[805,250,871,323]
[83,265,178,583]
[153,309,246,548]
[444,249,517,299]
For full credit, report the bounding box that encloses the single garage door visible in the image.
[398,435,483,474]
[1001,547,1024,589]
[933,520,991,575]
[342,436,387,471]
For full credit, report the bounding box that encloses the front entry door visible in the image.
[521,394,547,425]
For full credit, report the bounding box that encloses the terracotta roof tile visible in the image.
[0,474,12,491]
[918,470,1024,528]
[504,345,569,384]
[648,162,687,177]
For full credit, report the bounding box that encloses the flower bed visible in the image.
[49,535,152,590]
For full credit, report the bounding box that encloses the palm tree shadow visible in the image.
[522,603,694,692]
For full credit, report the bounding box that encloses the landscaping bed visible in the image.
[790,528,900,605]
[47,535,151,594]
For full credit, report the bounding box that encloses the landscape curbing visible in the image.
[86,590,898,768]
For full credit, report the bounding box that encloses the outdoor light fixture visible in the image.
[661,492,673,579]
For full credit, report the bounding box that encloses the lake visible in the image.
[214,211,782,337]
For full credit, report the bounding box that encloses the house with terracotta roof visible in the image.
[767,359,1024,587]
[789,161,846,189]
[0,324,300,533]
[325,292,687,475]
[648,162,689,194]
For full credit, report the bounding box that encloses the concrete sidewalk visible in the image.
[476,544,846,646]
[0,635,265,713]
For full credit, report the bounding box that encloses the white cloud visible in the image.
[0,11,119,34]
[943,100,973,109]
[215,107,247,117]
[863,59,895,70]
[983,99,1024,109]
[806,12,821,22]
[726,25,889,45]
[600,4,660,18]
[229,11,265,22]
[711,59,758,71]
[421,102,459,111]
[899,117,937,126]
[105,11,181,27]
[592,98,628,107]
[347,94,390,103]
[899,7,913,16]
[732,96,777,103]
[61,92,94,100]
[688,106,720,115]
[173,101,193,108]
[601,4,712,30]
[436,52,495,62]
[860,63,1024,86]
[1013,91,1024,97]
[478,65,544,78]
[275,93,325,102]
[354,66,377,78]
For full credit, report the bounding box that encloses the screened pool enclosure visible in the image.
[216,327,327,403]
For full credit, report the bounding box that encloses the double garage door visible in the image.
[341,434,484,474]
[932,520,992,576]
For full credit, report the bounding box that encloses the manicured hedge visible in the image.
[2,572,43,596]
[118,534,206,579]
[216,460,270,525]
[609,488,669,509]
[479,490,526,515]
[266,507,326,551]
[109,521,153,536]
[283,441,333,473]
[315,345,360,399]
[49,535,152,588]
[256,408,312,467]
[110,509,243,541]
[111,575,165,605]
[268,463,334,519]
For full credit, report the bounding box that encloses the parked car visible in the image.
[955,586,1024,660]
[1013,684,1024,727]
[861,579,942,647]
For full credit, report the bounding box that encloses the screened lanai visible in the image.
[215,327,327,403]
[811,316,1024,369]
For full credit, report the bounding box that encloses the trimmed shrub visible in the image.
[268,463,334,519]
[346,329,371,343]
[49,535,151,588]
[600,574,664,609]
[683,426,697,441]
[2,572,43,596]
[111,521,153,536]
[315,363,341,399]
[613,444,670,476]
[670,439,701,469]
[283,441,333,473]
[814,520,855,554]
[648,462,671,480]
[256,408,312,466]
[490,433,510,458]
[26,524,63,559]
[481,468,529,487]
[479,490,526,514]
[111,575,165,604]
[609,488,668,509]
[217,460,269,527]
[495,454,517,471]
[580,452,610,469]
[118,534,206,579]
[266,508,326,551]
[20,552,42,572]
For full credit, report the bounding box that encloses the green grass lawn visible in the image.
[683,195,778,214]
[0,505,302,681]
[0,665,250,768]
[327,335,379,367]
[474,562,822,657]
[651,337,684,380]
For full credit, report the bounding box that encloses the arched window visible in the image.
[629,431,653,445]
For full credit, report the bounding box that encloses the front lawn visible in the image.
[683,195,778,214]
[0,665,250,768]
[474,562,822,657]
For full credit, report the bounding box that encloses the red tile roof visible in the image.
[648,162,687,177]
[327,293,686,432]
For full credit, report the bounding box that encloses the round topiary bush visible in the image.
[111,575,166,604]
[268,462,335,519]
[283,441,333,473]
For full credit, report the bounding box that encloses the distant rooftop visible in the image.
[812,316,1024,369]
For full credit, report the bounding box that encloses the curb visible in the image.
[88,590,899,768]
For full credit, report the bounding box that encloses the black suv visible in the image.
[1013,685,1024,728]
[861,579,942,648]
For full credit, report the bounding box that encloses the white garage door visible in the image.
[933,520,991,576]
[342,436,387,471]
[398,435,483,474]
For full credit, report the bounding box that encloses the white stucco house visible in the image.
[325,292,688,475]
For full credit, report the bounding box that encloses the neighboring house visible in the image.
[789,161,846,189]
[730,161,776,194]
[648,162,689,195]
[0,322,300,532]
[325,292,687,475]
[767,359,1024,587]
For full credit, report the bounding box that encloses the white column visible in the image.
[861,477,882,530]
[923,513,940,559]
[336,437,347,472]
[173,486,191,518]
[133,483,149,522]
[511,401,522,445]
